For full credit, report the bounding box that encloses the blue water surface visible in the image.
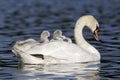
[0,0,120,80]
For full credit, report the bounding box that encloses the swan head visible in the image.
[77,15,99,40]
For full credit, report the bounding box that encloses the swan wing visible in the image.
[25,41,79,55]
[25,41,94,62]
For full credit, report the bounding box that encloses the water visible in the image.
[0,0,120,80]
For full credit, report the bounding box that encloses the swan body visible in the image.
[12,15,100,64]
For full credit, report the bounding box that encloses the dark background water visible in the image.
[0,0,120,80]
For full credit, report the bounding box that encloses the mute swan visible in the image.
[39,30,50,43]
[52,30,72,43]
[12,15,100,64]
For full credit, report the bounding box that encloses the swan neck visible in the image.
[74,23,87,48]
[74,22,99,54]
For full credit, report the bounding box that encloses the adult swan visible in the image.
[12,15,101,64]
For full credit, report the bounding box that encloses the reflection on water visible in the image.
[0,0,120,80]
[13,61,100,80]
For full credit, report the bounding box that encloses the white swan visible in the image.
[39,30,50,43]
[52,30,72,43]
[12,15,100,64]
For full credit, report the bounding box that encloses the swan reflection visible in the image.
[14,61,100,80]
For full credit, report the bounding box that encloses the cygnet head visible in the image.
[76,15,99,40]
[40,30,50,43]
[53,30,63,39]
[41,30,50,38]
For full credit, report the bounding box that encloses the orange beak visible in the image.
[94,28,99,41]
